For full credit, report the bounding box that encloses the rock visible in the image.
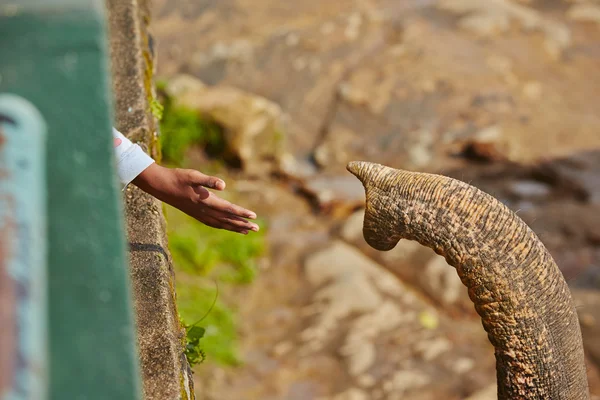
[568,4,600,24]
[300,174,366,214]
[464,383,497,400]
[163,73,206,98]
[170,74,290,176]
[458,11,510,36]
[329,388,369,400]
[437,0,571,57]
[341,341,377,376]
[152,1,600,398]
[454,357,475,374]
[340,209,366,243]
[379,240,424,265]
[384,370,431,394]
[154,0,600,170]
[573,289,600,366]
[459,125,507,163]
[508,180,551,199]
[538,151,600,204]
[461,141,505,163]
[414,337,452,361]
[407,129,435,169]
[522,81,543,101]
[285,381,324,400]
[419,255,469,309]
[279,153,319,180]
[301,240,495,397]
[341,210,474,314]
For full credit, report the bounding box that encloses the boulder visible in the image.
[166,74,290,176]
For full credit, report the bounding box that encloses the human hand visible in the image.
[132,164,259,234]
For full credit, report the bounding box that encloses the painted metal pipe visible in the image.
[0,94,47,400]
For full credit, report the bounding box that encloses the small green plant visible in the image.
[181,282,219,367]
[184,325,207,367]
[176,277,242,366]
[149,97,164,121]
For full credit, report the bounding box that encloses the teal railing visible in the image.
[0,1,142,399]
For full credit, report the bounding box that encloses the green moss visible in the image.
[166,204,266,366]
[158,91,225,166]
[168,212,265,282]
[159,78,266,367]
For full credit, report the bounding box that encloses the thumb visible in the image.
[186,170,226,190]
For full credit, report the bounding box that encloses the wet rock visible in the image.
[169,74,290,176]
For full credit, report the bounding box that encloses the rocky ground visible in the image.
[152,0,600,398]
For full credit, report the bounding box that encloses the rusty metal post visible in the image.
[0,94,47,400]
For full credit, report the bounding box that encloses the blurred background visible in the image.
[150,0,600,399]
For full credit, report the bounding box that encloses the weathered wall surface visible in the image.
[106,0,194,399]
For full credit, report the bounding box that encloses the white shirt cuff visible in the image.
[112,127,155,188]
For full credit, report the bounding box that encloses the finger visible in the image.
[196,213,252,235]
[201,208,259,232]
[185,169,226,191]
[201,192,257,219]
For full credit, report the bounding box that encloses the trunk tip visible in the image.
[346,161,363,175]
[347,161,390,185]
[347,161,373,182]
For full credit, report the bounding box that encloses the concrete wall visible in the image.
[106,1,194,399]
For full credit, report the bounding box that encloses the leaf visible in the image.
[188,326,206,341]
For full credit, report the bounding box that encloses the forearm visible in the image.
[131,163,177,202]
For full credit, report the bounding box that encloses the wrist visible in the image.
[132,163,175,199]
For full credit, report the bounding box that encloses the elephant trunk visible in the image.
[347,161,589,400]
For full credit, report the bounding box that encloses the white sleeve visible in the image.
[112,127,155,188]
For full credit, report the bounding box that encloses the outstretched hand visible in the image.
[132,163,259,234]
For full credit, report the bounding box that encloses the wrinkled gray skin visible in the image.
[347,161,589,400]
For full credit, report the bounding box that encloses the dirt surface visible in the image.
[151,0,600,398]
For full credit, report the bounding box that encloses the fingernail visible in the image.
[247,212,257,219]
[241,230,249,235]
[251,225,259,232]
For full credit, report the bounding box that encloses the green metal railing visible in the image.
[1,1,142,399]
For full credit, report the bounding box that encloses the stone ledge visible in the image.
[106,0,193,399]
